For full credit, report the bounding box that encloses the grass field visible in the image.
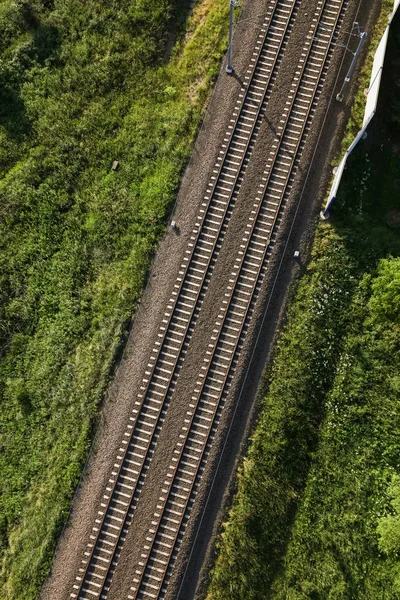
[0,0,231,597]
[206,6,400,600]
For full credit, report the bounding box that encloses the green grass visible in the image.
[206,7,400,600]
[0,0,231,597]
[270,256,400,600]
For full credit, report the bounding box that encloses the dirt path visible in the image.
[39,0,381,599]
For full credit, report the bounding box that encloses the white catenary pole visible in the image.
[336,24,367,101]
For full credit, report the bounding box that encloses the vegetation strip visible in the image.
[0,1,232,598]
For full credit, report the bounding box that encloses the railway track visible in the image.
[126,0,348,598]
[71,1,300,598]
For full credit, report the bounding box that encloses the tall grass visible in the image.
[0,0,230,597]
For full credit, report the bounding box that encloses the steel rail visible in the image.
[129,0,348,597]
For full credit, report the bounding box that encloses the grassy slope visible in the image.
[206,6,400,600]
[270,257,400,599]
[0,0,230,597]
